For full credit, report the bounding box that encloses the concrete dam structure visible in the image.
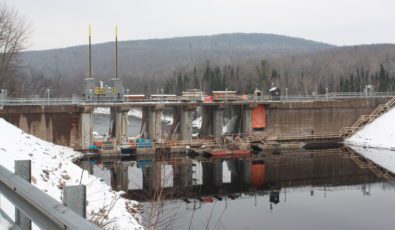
[0,105,94,150]
[0,96,391,150]
[264,98,388,136]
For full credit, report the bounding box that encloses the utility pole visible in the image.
[89,24,92,79]
[115,25,118,79]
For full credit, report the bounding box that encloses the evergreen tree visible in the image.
[176,73,183,94]
[255,60,269,91]
[378,64,387,91]
[339,76,344,92]
[202,61,212,92]
[349,74,355,91]
[193,67,199,89]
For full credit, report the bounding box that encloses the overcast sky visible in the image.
[5,0,395,50]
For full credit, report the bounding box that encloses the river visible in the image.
[90,114,395,230]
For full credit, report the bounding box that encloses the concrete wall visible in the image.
[264,98,389,136]
[0,105,92,150]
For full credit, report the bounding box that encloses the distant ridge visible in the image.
[20,33,334,80]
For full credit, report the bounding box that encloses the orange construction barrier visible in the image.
[252,104,266,129]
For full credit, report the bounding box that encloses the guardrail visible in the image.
[0,160,99,230]
[1,92,395,106]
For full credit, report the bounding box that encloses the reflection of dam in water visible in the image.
[81,149,379,202]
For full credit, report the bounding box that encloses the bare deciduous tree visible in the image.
[0,3,29,92]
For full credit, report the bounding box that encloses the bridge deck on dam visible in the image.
[1,91,395,107]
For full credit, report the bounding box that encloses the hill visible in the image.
[270,44,395,95]
[16,33,395,97]
[19,33,333,94]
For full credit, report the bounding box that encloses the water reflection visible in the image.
[80,149,395,229]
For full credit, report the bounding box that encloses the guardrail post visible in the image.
[63,185,87,218]
[15,160,32,230]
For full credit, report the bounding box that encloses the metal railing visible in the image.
[254,91,395,102]
[340,95,395,137]
[0,161,99,230]
[1,91,395,106]
[3,97,80,106]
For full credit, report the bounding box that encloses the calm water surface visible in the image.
[91,115,395,230]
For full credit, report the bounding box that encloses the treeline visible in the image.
[7,46,395,98]
[339,65,395,92]
[158,60,395,96]
[162,60,279,95]
[9,58,395,98]
[164,63,243,94]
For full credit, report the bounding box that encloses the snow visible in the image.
[345,106,395,174]
[0,118,143,229]
[346,107,395,150]
[0,215,11,229]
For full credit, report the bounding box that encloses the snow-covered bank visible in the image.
[0,119,142,229]
[345,107,395,150]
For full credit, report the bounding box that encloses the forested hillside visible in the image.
[12,33,395,97]
[16,33,332,96]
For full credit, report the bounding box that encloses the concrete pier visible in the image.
[213,106,224,140]
[110,107,129,143]
[230,105,242,133]
[200,104,225,139]
[80,112,93,149]
[180,106,195,142]
[200,106,213,137]
[141,107,149,137]
[148,105,164,140]
[170,107,181,138]
[242,106,253,135]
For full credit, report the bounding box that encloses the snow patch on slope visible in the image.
[0,118,142,229]
[346,107,395,150]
